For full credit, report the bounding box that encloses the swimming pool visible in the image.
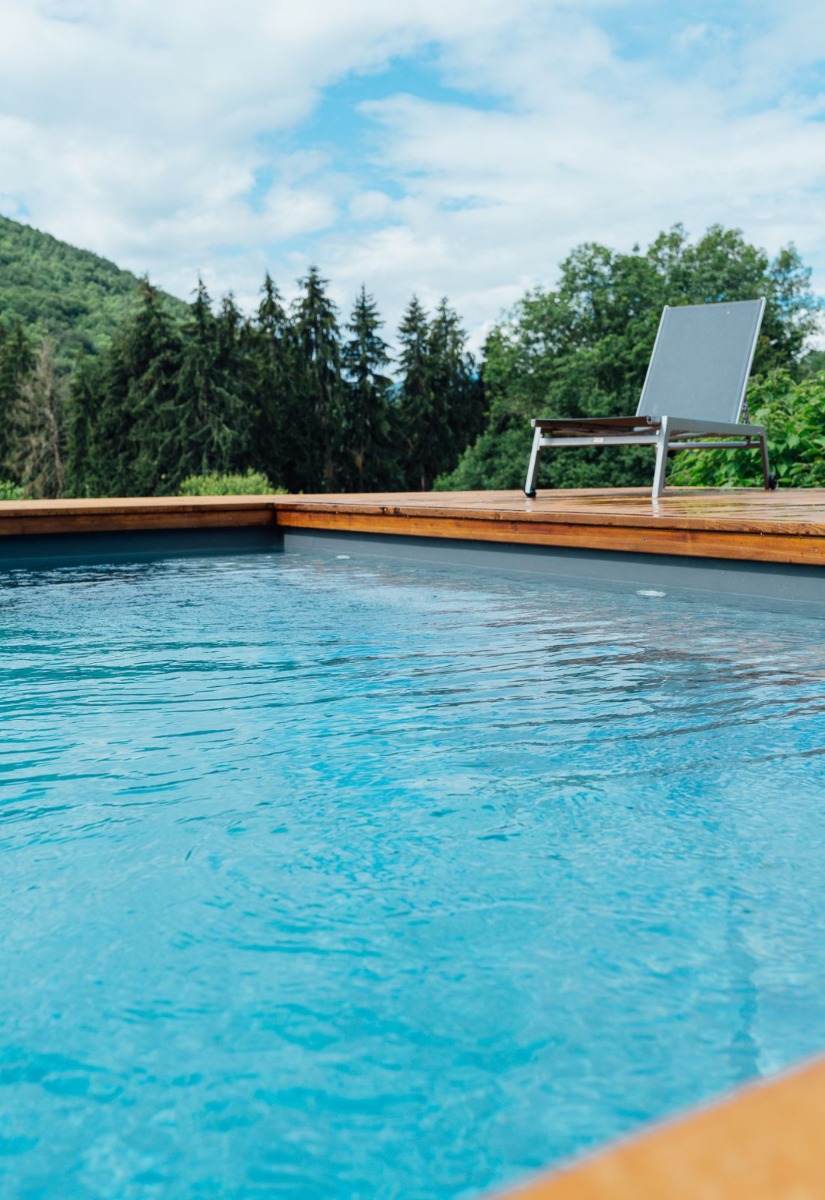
[2,549,825,1198]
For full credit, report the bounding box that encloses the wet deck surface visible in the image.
[2,489,825,564]
[271,488,825,564]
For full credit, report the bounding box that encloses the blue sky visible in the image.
[0,0,823,349]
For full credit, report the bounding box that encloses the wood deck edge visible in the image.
[495,1054,825,1200]
[0,498,279,537]
[272,496,825,535]
[275,508,825,566]
[0,494,824,567]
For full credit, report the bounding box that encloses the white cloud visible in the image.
[1,0,823,352]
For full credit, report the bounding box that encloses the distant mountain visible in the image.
[0,213,187,368]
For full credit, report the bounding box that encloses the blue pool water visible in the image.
[2,549,825,1199]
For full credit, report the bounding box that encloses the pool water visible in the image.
[2,550,825,1199]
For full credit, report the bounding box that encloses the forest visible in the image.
[0,220,823,500]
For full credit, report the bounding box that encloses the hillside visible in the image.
[0,214,187,368]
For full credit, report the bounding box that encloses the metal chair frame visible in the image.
[523,299,774,499]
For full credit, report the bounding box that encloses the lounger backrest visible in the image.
[636,298,765,423]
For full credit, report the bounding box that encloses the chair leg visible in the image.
[651,417,670,498]
[759,436,777,490]
[524,427,542,498]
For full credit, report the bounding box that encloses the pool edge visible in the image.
[493,1053,825,1200]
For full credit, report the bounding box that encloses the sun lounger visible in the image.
[523,298,774,499]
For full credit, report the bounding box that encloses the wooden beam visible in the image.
[274,507,825,566]
[0,498,277,537]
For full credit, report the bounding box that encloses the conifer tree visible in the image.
[427,298,486,473]
[75,279,183,495]
[63,352,101,497]
[71,319,133,496]
[293,266,342,490]
[0,322,35,470]
[249,274,295,489]
[214,291,255,463]
[168,282,251,486]
[124,281,185,493]
[339,286,395,491]
[7,340,66,497]
[397,296,435,490]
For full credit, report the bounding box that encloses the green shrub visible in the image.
[0,480,24,500]
[178,470,283,496]
[669,370,825,488]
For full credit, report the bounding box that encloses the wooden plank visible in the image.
[0,507,277,537]
[270,491,825,536]
[496,1055,825,1200]
[0,495,276,516]
[275,508,825,566]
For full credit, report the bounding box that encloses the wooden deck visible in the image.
[0,494,277,537]
[272,487,825,565]
[497,1054,825,1200]
[2,488,825,566]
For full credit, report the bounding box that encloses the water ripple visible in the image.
[2,552,825,1198]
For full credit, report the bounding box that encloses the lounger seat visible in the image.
[524,299,774,499]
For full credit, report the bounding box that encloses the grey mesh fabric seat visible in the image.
[523,299,774,499]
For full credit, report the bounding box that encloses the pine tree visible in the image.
[63,352,101,497]
[427,298,486,474]
[80,279,183,496]
[397,296,434,490]
[293,266,342,490]
[7,340,66,497]
[0,322,35,470]
[339,286,395,491]
[168,282,251,486]
[214,291,255,466]
[126,282,185,493]
[248,274,295,489]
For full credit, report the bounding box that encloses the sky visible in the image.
[1,0,824,350]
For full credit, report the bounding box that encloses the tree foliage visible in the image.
[669,370,825,488]
[397,296,484,490]
[7,340,66,498]
[169,284,254,484]
[291,266,343,490]
[0,213,187,370]
[2,218,820,501]
[2,255,485,497]
[67,280,184,496]
[0,321,35,466]
[339,287,396,491]
[248,274,295,490]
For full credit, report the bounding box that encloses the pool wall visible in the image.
[282,527,825,616]
[0,526,280,569]
[2,492,825,614]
